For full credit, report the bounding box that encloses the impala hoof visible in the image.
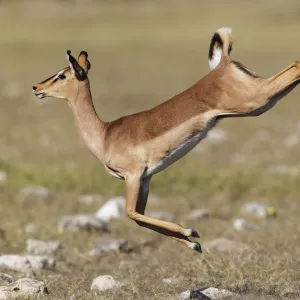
[185,228,200,238]
[191,242,202,253]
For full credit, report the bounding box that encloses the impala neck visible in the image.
[68,80,105,161]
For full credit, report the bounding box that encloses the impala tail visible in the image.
[208,27,232,70]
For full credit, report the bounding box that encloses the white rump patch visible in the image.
[209,47,223,70]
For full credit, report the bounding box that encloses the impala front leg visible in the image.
[125,173,201,252]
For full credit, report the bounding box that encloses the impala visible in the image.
[33,28,299,252]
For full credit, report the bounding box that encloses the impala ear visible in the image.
[78,51,91,73]
[66,50,87,81]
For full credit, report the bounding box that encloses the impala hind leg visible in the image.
[125,174,201,252]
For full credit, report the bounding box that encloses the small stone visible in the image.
[18,185,51,202]
[26,239,61,255]
[89,238,127,256]
[162,277,179,285]
[241,202,276,218]
[0,172,6,183]
[146,211,175,222]
[207,128,227,143]
[58,214,109,233]
[91,275,124,293]
[0,255,55,271]
[24,223,38,235]
[78,194,106,205]
[233,218,260,232]
[186,209,209,221]
[95,197,126,222]
[0,278,48,299]
[202,238,251,253]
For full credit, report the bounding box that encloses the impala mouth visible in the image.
[34,93,45,99]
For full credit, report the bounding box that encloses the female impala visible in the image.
[33,28,300,252]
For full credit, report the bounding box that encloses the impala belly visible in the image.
[145,116,217,177]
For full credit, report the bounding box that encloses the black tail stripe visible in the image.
[208,33,223,60]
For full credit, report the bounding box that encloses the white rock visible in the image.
[91,275,124,293]
[241,202,276,218]
[18,185,51,202]
[0,278,48,299]
[89,238,127,256]
[186,209,209,220]
[78,194,106,205]
[0,255,55,271]
[26,239,61,255]
[207,128,227,143]
[0,172,6,183]
[58,214,109,233]
[95,197,126,222]
[24,223,38,235]
[233,219,260,232]
[163,277,179,285]
[180,287,239,300]
[146,211,175,222]
[202,238,250,253]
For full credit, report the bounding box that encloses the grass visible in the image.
[0,0,300,299]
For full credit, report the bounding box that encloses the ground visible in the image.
[0,0,300,299]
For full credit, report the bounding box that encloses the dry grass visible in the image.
[0,1,300,299]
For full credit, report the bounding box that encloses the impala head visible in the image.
[32,50,91,101]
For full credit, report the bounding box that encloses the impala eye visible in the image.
[58,74,66,80]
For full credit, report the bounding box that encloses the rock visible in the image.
[0,172,6,183]
[91,275,124,293]
[18,185,51,202]
[0,255,55,271]
[233,219,260,232]
[24,223,38,235]
[89,238,127,256]
[241,202,276,218]
[202,238,250,253]
[95,197,126,222]
[78,194,106,205]
[0,274,14,284]
[180,287,239,300]
[26,239,61,255]
[146,211,175,222]
[207,128,227,143]
[162,277,179,285]
[58,214,109,233]
[0,278,48,299]
[187,209,209,221]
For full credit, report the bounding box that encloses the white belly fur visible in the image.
[145,118,217,177]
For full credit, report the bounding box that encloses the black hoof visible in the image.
[192,242,202,253]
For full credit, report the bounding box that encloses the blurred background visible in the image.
[0,1,300,299]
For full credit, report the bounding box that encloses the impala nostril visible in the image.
[32,86,37,91]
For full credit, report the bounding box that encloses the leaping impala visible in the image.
[33,27,300,252]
